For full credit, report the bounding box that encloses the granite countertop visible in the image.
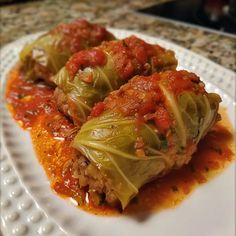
[0,0,235,71]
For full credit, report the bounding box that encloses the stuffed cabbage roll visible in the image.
[53,36,177,125]
[72,70,221,209]
[20,19,115,84]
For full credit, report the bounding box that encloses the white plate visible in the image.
[0,29,235,236]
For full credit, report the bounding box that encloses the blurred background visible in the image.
[1,0,236,34]
[0,0,235,69]
[138,0,236,34]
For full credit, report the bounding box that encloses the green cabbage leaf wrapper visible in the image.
[72,89,221,209]
[19,20,115,82]
[53,52,119,123]
[20,34,71,81]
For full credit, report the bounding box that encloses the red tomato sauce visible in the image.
[102,71,206,136]
[5,65,56,129]
[66,49,107,78]
[53,19,114,54]
[5,67,235,216]
[100,36,169,81]
[90,102,105,118]
[164,70,196,92]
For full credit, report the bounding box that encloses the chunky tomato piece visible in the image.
[66,49,107,78]
[154,106,172,133]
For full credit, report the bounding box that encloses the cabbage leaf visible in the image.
[73,111,170,208]
[20,34,70,81]
[53,52,119,123]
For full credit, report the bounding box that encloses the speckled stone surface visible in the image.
[0,0,235,72]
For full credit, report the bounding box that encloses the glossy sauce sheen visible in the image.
[5,67,235,215]
[66,49,107,78]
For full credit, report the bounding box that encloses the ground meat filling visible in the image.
[63,152,119,207]
[54,88,118,206]
[54,87,70,118]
